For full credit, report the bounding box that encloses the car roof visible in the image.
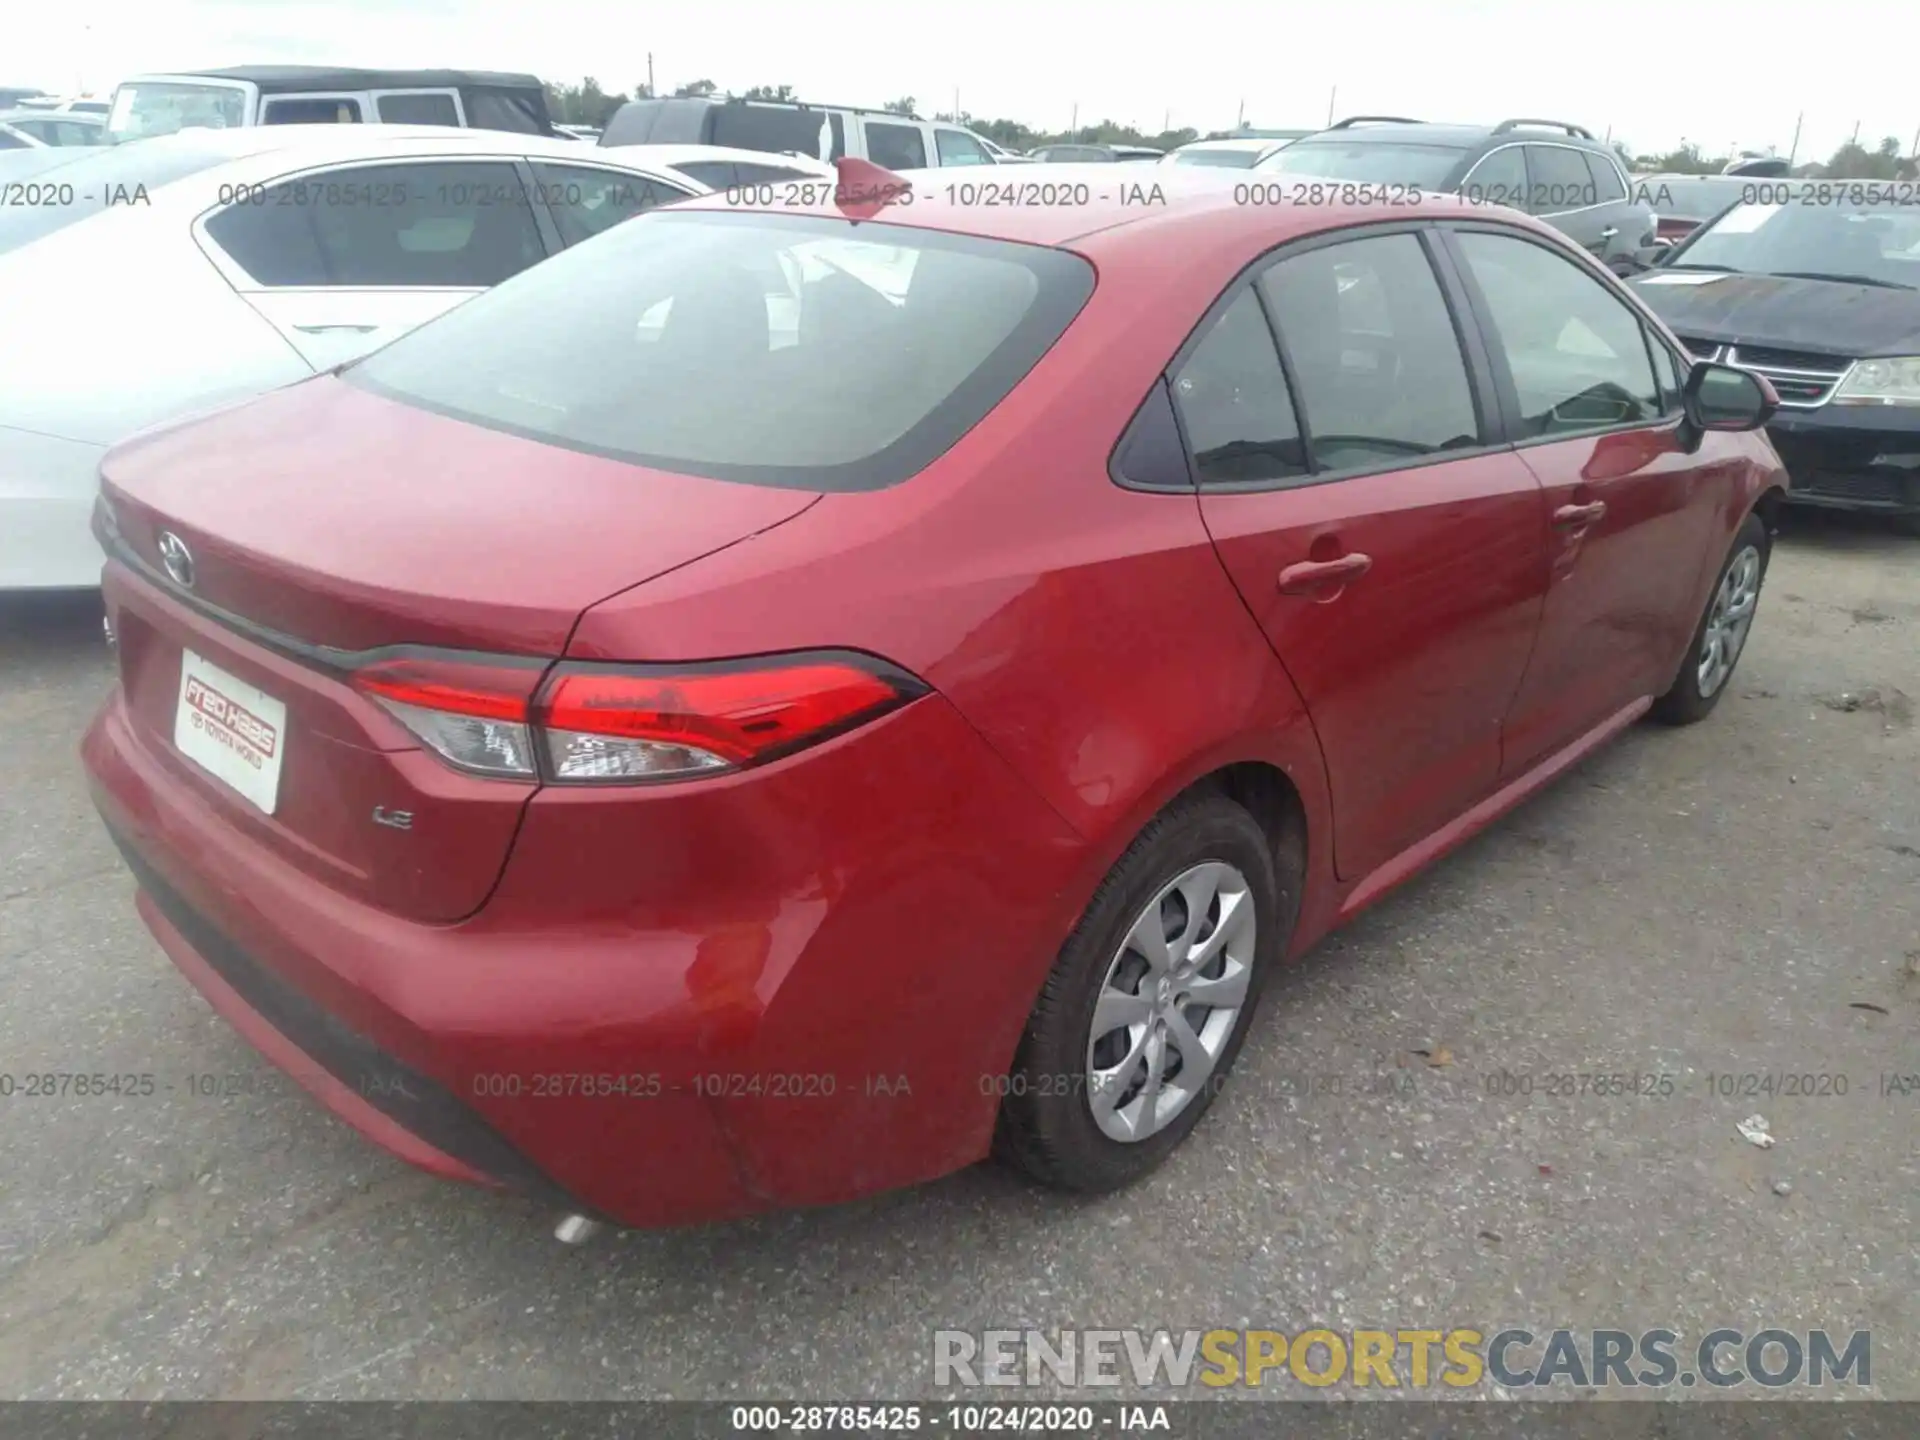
[138,66,543,91]
[94,123,623,165]
[599,142,834,174]
[674,162,1532,249]
[1292,122,1609,153]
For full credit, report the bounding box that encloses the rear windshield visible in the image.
[0,142,232,255]
[344,209,1095,491]
[106,82,248,142]
[1262,140,1468,187]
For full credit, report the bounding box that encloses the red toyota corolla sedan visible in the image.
[82,163,1787,1228]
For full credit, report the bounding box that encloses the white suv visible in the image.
[599,97,1003,170]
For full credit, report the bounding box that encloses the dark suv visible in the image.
[1257,117,1655,273]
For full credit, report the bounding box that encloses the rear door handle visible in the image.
[1278,552,1373,594]
[1599,226,1619,240]
[1553,500,1608,528]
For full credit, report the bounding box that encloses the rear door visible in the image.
[1443,224,1726,774]
[197,157,553,369]
[1189,226,1550,881]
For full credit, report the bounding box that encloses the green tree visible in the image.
[672,78,718,98]
[882,96,917,116]
[742,84,798,102]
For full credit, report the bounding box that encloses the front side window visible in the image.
[261,96,364,125]
[1170,289,1308,487]
[204,161,545,287]
[1460,146,1526,207]
[935,128,993,166]
[1259,232,1481,471]
[1454,229,1662,435]
[865,122,928,170]
[534,164,685,245]
[105,81,248,142]
[343,210,1095,491]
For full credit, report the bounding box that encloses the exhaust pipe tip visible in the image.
[554,1214,602,1245]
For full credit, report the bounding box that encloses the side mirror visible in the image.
[1685,361,1778,432]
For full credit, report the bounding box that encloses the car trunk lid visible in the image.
[98,376,820,922]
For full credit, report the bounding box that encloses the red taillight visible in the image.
[1657,217,1696,241]
[352,655,546,779]
[350,650,924,784]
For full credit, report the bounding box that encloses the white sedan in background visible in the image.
[0,126,795,590]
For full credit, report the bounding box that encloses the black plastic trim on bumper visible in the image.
[103,822,596,1218]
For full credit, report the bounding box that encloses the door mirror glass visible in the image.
[1685,361,1776,431]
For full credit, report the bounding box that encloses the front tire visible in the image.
[1652,511,1769,725]
[994,791,1293,1192]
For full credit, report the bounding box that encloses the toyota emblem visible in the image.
[157,531,195,589]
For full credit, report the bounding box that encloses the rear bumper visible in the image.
[83,674,1089,1227]
[1767,406,1920,516]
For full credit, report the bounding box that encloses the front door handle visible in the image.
[1553,500,1608,528]
[1278,552,1373,594]
[1599,226,1619,241]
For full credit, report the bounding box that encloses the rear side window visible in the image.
[376,92,459,126]
[344,210,1095,491]
[204,161,546,287]
[1259,232,1481,471]
[464,89,547,135]
[710,105,828,157]
[865,122,927,170]
[261,97,363,125]
[1170,290,1308,486]
[1454,230,1662,435]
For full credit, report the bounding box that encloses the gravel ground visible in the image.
[0,510,1914,1401]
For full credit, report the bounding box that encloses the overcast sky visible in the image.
[13,0,1917,162]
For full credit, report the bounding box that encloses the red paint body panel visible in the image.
[81,181,1788,1225]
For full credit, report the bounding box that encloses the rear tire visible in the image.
[994,790,1294,1193]
[1652,511,1769,726]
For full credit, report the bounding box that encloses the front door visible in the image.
[1443,224,1726,773]
[1186,228,1550,881]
